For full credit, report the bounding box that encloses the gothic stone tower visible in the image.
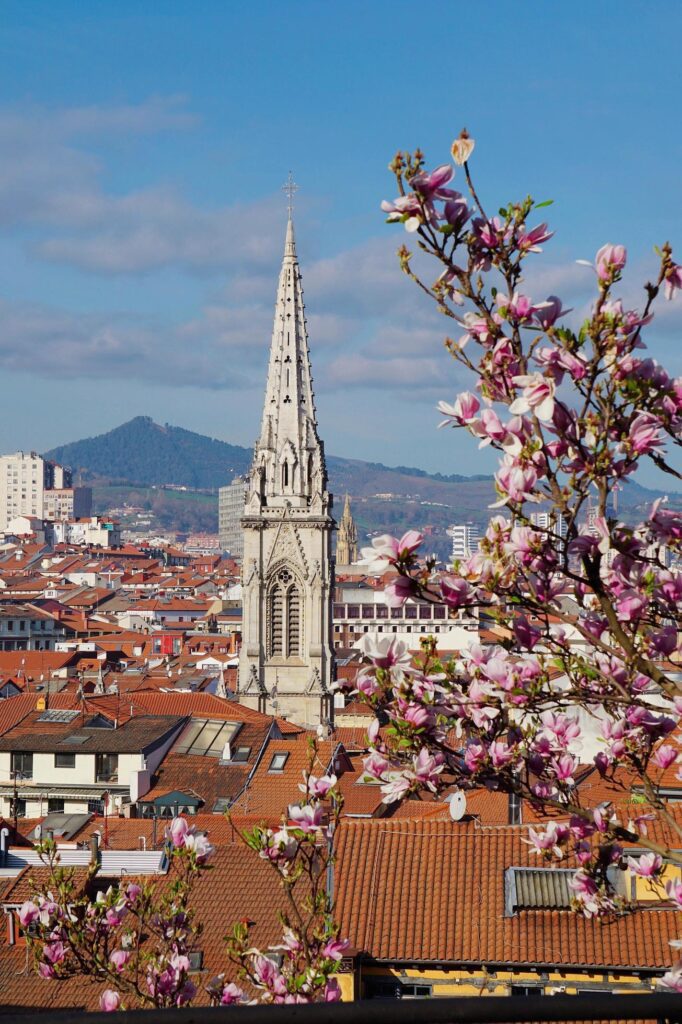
[238,216,334,727]
[336,494,358,566]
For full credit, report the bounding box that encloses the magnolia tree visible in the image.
[20,746,347,1010]
[352,134,682,975]
[20,136,682,1004]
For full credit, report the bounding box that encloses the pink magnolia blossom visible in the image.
[300,773,337,798]
[526,822,570,859]
[100,990,121,1013]
[651,744,678,770]
[288,803,325,833]
[660,962,682,993]
[361,633,412,669]
[109,950,131,974]
[517,222,553,253]
[322,937,350,961]
[408,163,455,200]
[494,291,536,324]
[413,747,444,789]
[440,576,474,607]
[384,576,418,608]
[19,901,40,928]
[437,391,480,427]
[260,828,297,864]
[359,531,423,571]
[325,978,342,1002]
[492,457,539,507]
[627,852,663,878]
[380,772,414,803]
[363,751,390,781]
[510,373,556,422]
[183,830,214,863]
[220,982,246,1005]
[664,263,682,300]
[624,412,664,457]
[169,816,190,848]
[595,243,627,282]
[666,878,682,910]
[381,193,424,232]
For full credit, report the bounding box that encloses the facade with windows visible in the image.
[0,604,68,651]
[238,216,334,727]
[0,707,185,819]
[218,476,247,558]
[332,582,479,650]
[447,522,481,562]
[0,453,86,532]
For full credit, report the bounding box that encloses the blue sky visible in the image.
[0,1,680,483]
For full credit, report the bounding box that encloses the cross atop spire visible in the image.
[282,171,299,218]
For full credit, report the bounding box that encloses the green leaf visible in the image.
[534,199,554,209]
[498,207,507,217]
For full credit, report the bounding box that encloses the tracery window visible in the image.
[268,567,302,659]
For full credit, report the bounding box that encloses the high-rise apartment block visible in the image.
[530,510,567,539]
[218,476,247,558]
[447,523,480,562]
[0,452,92,532]
[43,487,93,522]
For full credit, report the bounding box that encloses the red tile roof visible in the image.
[334,818,679,969]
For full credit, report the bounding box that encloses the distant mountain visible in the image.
[45,415,493,495]
[45,416,679,558]
[46,416,252,490]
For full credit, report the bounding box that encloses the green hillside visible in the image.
[45,416,679,560]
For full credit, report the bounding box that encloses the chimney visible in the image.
[89,833,100,867]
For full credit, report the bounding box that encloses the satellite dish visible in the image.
[448,790,467,821]
[34,824,42,840]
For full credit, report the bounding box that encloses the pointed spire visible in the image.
[284,215,296,260]
[249,205,327,509]
[336,493,358,565]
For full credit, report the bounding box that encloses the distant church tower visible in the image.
[238,206,335,727]
[336,495,358,566]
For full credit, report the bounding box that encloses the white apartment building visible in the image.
[0,453,91,532]
[51,517,121,548]
[530,511,567,539]
[218,476,247,558]
[0,707,186,819]
[43,487,92,522]
[447,522,480,562]
[333,581,479,651]
[0,453,52,531]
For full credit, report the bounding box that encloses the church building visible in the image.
[238,211,335,727]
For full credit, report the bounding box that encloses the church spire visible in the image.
[336,493,358,566]
[239,191,335,727]
[250,208,327,510]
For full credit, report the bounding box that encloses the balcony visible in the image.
[8,991,682,1024]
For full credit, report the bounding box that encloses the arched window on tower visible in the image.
[307,454,313,494]
[268,568,302,660]
[287,584,301,657]
[282,461,289,489]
